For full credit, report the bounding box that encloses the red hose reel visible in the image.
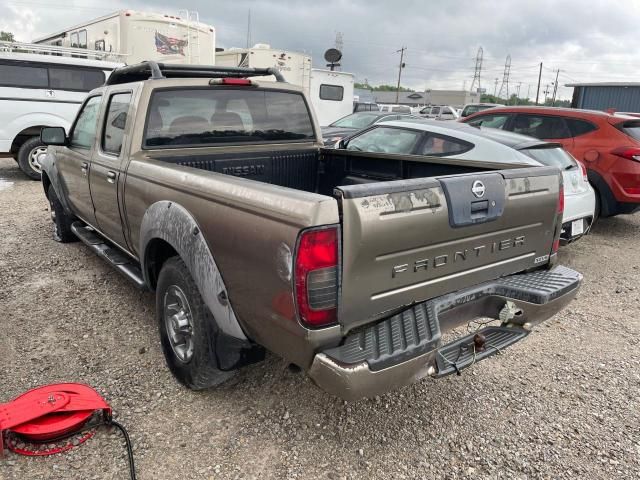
[0,383,111,457]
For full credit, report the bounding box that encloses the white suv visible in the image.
[0,45,120,179]
[418,105,459,121]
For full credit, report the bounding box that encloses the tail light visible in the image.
[611,147,640,162]
[209,78,253,86]
[294,227,339,328]
[576,160,588,182]
[551,182,564,255]
[557,183,564,215]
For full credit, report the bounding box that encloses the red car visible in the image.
[462,106,640,219]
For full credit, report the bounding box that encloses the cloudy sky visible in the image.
[2,0,639,100]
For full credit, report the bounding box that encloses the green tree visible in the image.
[0,31,15,41]
[354,82,414,92]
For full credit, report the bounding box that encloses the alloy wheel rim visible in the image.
[163,285,195,363]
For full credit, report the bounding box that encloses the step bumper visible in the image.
[308,265,582,401]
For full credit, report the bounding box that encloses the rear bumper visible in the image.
[308,265,582,401]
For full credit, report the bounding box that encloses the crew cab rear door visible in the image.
[335,166,560,332]
[89,87,137,250]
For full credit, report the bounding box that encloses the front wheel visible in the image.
[17,136,47,180]
[156,256,234,390]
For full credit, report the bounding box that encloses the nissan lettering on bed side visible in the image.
[39,62,582,400]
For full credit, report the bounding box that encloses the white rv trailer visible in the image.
[309,69,355,126]
[34,10,215,65]
[215,44,312,93]
[216,44,354,125]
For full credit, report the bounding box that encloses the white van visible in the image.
[0,45,121,179]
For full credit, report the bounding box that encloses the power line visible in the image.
[470,46,483,93]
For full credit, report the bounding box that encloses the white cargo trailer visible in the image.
[215,44,312,93]
[34,10,215,65]
[309,69,354,126]
[216,44,353,125]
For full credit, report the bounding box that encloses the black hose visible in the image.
[110,420,137,480]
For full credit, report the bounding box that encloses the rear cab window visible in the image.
[143,88,316,148]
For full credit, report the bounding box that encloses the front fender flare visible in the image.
[140,201,247,341]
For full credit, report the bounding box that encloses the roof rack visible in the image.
[105,61,286,85]
[0,40,127,62]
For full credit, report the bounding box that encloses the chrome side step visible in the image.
[71,221,146,289]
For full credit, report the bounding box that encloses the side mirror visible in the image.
[337,138,347,149]
[41,127,67,146]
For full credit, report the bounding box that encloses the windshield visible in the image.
[330,112,381,129]
[144,88,315,148]
[520,147,575,169]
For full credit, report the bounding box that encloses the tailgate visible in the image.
[335,166,560,332]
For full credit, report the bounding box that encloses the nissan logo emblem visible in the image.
[471,180,486,198]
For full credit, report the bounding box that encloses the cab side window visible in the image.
[70,96,102,149]
[102,92,132,155]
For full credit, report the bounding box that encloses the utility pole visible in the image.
[395,46,406,104]
[493,78,499,97]
[535,62,542,105]
[515,82,522,105]
[526,84,531,102]
[551,68,560,106]
[470,46,483,93]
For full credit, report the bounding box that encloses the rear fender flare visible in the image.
[140,201,247,340]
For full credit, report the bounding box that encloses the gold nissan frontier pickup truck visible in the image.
[39,62,581,400]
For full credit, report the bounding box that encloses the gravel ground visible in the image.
[1,157,639,480]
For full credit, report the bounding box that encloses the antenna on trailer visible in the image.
[324,48,342,71]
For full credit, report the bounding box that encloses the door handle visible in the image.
[80,162,89,175]
[106,171,116,184]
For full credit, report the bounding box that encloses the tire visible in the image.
[156,256,234,390]
[17,136,47,180]
[47,185,77,243]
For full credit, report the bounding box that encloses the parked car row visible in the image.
[331,118,595,244]
[462,106,640,219]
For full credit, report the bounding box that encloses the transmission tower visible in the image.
[470,46,483,93]
[335,31,344,52]
[498,54,511,99]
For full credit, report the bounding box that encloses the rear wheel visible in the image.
[156,256,234,390]
[17,136,46,180]
[47,185,76,243]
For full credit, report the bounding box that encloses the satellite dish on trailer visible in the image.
[324,48,342,63]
